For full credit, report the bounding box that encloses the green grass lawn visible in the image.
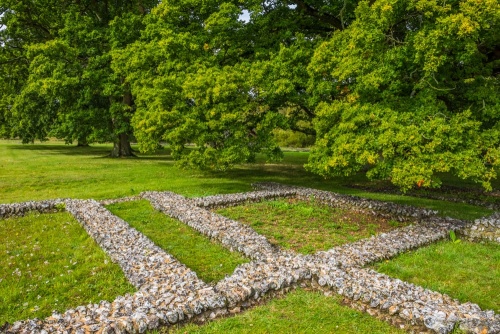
[0,212,135,325]
[161,289,406,334]
[372,240,500,313]
[1,140,498,331]
[0,140,492,220]
[348,175,500,208]
[216,198,408,254]
[106,200,248,282]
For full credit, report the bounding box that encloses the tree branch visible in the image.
[0,56,27,65]
[292,0,344,31]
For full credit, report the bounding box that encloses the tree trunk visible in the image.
[110,133,133,157]
[77,138,89,147]
[109,86,134,157]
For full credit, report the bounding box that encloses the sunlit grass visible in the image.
[372,240,500,313]
[0,140,492,221]
[106,200,248,282]
[155,289,406,334]
[0,212,135,324]
[1,140,497,332]
[216,198,409,254]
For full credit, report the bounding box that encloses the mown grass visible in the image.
[216,198,408,254]
[106,200,248,282]
[1,140,498,330]
[0,212,135,325]
[0,140,492,221]
[348,174,500,207]
[372,240,500,313]
[159,289,406,334]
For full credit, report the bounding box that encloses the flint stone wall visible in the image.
[253,182,440,221]
[461,212,500,244]
[0,199,65,219]
[2,183,499,334]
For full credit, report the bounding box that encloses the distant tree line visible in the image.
[1,0,498,190]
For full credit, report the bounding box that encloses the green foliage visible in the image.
[0,0,158,153]
[2,0,499,188]
[273,128,315,148]
[116,0,336,169]
[54,202,66,211]
[307,0,500,191]
[449,230,461,243]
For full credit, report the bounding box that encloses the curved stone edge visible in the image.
[461,212,500,244]
[141,191,282,261]
[0,199,66,219]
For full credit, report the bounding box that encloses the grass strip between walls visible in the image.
[106,200,248,283]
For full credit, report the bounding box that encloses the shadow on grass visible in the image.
[9,143,176,162]
[8,143,111,156]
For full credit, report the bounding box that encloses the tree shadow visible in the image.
[8,143,175,161]
[8,143,111,156]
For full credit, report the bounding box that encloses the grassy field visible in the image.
[1,140,498,332]
[216,198,408,254]
[372,240,500,313]
[0,140,493,220]
[0,212,135,324]
[106,200,247,282]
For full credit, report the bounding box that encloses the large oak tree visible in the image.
[115,0,352,168]
[307,0,500,190]
[0,0,158,156]
[2,0,498,189]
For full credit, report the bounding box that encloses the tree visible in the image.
[115,0,354,168]
[0,0,60,140]
[306,0,500,191]
[4,0,497,189]
[0,0,158,156]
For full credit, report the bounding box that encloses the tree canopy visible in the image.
[0,0,158,155]
[1,0,499,189]
[306,0,500,190]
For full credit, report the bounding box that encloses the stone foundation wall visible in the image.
[2,183,499,334]
[0,199,65,219]
[461,212,500,244]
